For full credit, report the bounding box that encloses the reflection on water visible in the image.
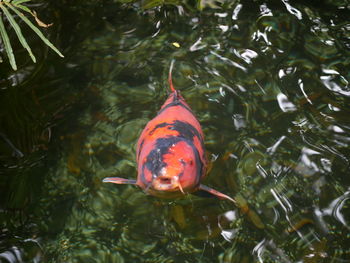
[1,0,350,262]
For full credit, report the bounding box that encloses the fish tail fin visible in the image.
[168,59,175,93]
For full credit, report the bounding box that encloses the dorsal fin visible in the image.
[168,60,175,93]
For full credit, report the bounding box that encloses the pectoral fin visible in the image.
[198,184,236,204]
[102,177,137,185]
[198,185,265,229]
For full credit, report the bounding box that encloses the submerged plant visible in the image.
[117,0,230,11]
[0,0,63,70]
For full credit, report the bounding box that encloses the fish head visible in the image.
[140,139,201,198]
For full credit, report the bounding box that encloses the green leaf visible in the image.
[11,3,31,14]
[142,0,163,9]
[0,14,17,70]
[0,4,36,63]
[142,0,181,9]
[198,0,224,10]
[6,3,64,58]
[12,0,32,5]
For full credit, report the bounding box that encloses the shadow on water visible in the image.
[1,0,350,262]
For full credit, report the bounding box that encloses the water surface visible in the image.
[1,0,350,262]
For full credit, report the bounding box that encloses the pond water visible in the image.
[1,0,350,262]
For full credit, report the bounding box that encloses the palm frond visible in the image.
[0,11,16,70]
[12,0,32,4]
[6,3,64,58]
[0,3,36,62]
[0,0,63,71]
[11,2,32,14]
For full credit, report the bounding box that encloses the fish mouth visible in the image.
[151,175,185,194]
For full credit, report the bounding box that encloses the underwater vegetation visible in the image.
[0,0,349,262]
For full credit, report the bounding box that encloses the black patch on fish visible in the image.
[138,120,206,174]
[157,100,193,116]
[169,120,206,164]
[149,122,171,135]
[137,138,145,161]
[147,121,204,146]
[179,159,186,166]
[137,122,172,161]
[171,120,204,143]
[140,136,203,187]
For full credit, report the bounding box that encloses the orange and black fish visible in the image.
[103,62,235,203]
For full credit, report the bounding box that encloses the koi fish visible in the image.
[103,62,235,203]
